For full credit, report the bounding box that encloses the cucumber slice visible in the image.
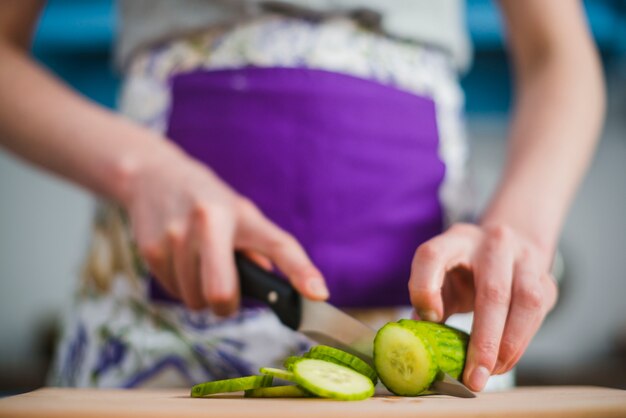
[244,385,312,398]
[292,358,375,401]
[259,367,296,382]
[190,375,273,397]
[305,346,378,384]
[374,322,438,396]
[398,319,469,381]
[283,355,301,371]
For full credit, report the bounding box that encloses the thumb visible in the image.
[408,237,472,322]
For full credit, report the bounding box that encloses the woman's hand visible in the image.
[122,147,329,316]
[408,223,558,391]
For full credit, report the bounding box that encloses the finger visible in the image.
[441,266,476,320]
[464,225,515,391]
[142,241,181,299]
[492,250,543,374]
[242,249,274,271]
[169,223,205,311]
[236,202,328,300]
[408,229,474,323]
[495,271,558,374]
[196,207,239,316]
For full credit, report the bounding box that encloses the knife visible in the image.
[235,253,475,398]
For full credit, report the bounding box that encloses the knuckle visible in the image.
[517,285,544,310]
[166,225,185,246]
[485,224,513,245]
[267,232,298,256]
[415,242,442,264]
[191,203,211,222]
[140,243,163,263]
[194,203,233,230]
[498,338,518,360]
[235,197,260,218]
[480,282,510,305]
[474,339,500,359]
[192,202,221,222]
[543,274,559,308]
[449,222,475,235]
[517,244,536,264]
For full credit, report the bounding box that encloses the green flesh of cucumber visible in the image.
[305,345,378,384]
[292,358,375,401]
[283,355,301,371]
[190,375,273,397]
[259,367,296,382]
[374,322,438,396]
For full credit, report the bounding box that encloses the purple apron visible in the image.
[151,67,445,308]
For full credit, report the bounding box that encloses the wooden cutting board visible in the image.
[1,386,625,418]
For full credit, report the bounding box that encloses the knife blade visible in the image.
[235,252,475,398]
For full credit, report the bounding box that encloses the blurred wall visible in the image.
[0,0,625,391]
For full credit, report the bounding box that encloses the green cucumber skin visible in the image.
[283,356,302,371]
[190,375,273,397]
[259,367,296,382]
[397,320,469,381]
[374,322,438,396]
[305,346,378,385]
[244,385,312,398]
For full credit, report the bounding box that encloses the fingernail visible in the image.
[417,309,440,322]
[307,278,329,299]
[469,366,490,391]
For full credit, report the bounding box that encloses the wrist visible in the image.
[108,132,186,208]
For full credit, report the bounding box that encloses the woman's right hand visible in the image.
[121,145,329,315]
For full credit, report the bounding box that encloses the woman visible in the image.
[0,0,604,392]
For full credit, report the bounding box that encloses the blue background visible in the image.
[32,0,626,113]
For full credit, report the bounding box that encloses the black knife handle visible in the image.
[235,252,302,330]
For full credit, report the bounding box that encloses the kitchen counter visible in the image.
[1,386,625,418]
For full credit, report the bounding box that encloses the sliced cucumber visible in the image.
[398,319,469,381]
[292,358,375,401]
[190,375,273,397]
[244,385,312,398]
[374,322,438,396]
[283,355,301,371]
[305,345,378,384]
[259,367,296,382]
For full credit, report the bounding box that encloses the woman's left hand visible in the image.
[408,222,558,391]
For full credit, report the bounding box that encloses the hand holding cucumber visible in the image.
[408,223,559,391]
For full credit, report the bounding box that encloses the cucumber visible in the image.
[259,367,296,382]
[373,322,438,396]
[283,355,302,371]
[244,385,312,398]
[191,375,273,397]
[397,319,469,381]
[305,345,378,385]
[292,358,375,401]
